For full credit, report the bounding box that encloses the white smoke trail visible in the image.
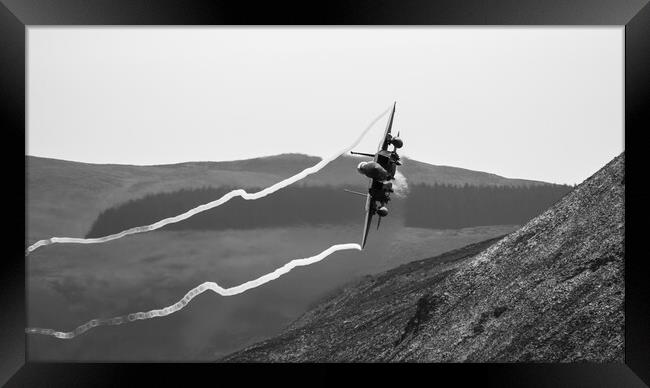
[26,107,390,255]
[392,170,409,198]
[26,242,362,339]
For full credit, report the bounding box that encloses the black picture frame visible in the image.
[1,1,648,386]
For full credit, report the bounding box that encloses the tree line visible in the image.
[86,185,366,238]
[404,183,573,229]
[86,182,573,237]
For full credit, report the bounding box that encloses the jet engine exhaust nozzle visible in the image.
[357,161,389,181]
[391,137,403,148]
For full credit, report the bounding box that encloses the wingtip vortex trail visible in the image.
[25,107,390,256]
[26,242,362,339]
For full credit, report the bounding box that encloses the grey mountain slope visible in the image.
[222,152,625,362]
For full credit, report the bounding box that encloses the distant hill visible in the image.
[27,153,552,243]
[126,153,549,188]
[222,152,624,362]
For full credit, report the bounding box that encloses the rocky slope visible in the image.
[223,152,625,362]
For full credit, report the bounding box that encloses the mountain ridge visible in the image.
[222,152,625,362]
[27,153,555,242]
[27,153,550,186]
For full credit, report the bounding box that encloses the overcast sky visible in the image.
[28,27,623,185]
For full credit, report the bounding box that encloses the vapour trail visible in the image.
[26,242,362,339]
[26,107,390,255]
[392,170,409,198]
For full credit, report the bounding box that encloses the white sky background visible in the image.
[28,27,623,185]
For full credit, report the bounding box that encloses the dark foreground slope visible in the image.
[223,153,624,362]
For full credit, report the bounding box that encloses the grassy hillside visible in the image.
[27,155,297,242]
[27,153,553,243]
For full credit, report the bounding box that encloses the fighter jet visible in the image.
[346,102,403,249]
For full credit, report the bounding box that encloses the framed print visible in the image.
[1,0,648,386]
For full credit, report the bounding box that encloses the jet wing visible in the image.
[361,101,396,249]
[361,189,373,249]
